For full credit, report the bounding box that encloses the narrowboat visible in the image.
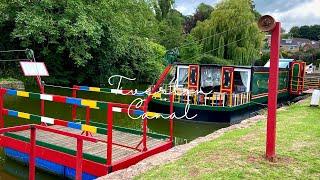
[149,59,306,124]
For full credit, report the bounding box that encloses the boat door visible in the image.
[290,62,306,95]
[220,67,234,94]
[188,65,199,90]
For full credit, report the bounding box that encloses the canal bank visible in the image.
[99,97,320,179]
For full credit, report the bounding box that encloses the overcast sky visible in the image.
[174,0,320,31]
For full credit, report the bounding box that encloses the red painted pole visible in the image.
[142,104,148,151]
[85,107,90,136]
[72,85,78,121]
[29,126,36,180]
[34,76,44,116]
[106,103,113,167]
[85,106,90,125]
[0,89,5,128]
[169,94,174,142]
[266,22,281,161]
[75,138,83,180]
[40,85,45,116]
[140,65,172,151]
[144,65,172,105]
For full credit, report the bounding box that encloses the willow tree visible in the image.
[191,0,263,65]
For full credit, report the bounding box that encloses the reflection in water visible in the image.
[0,86,227,178]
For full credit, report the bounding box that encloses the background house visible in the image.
[280,38,320,52]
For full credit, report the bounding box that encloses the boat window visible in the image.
[189,69,197,85]
[177,66,188,88]
[200,66,221,92]
[233,69,251,93]
[223,72,230,87]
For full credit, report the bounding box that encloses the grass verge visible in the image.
[136,98,320,179]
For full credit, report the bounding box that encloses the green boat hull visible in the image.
[149,92,292,124]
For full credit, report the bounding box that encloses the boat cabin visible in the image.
[155,60,306,108]
[162,64,252,107]
[174,64,251,94]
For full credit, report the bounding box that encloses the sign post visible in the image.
[266,22,281,160]
[257,15,281,161]
[20,61,49,116]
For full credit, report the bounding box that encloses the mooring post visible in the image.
[75,138,83,180]
[266,22,281,160]
[72,85,78,121]
[106,103,113,168]
[0,88,5,129]
[169,93,174,142]
[29,125,36,180]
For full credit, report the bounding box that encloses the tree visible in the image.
[184,3,214,34]
[191,0,263,65]
[195,3,214,21]
[179,35,202,63]
[249,0,261,20]
[157,9,184,49]
[1,0,164,85]
[199,54,230,65]
[299,25,311,39]
[289,25,320,41]
[217,36,225,58]
[153,0,175,21]
[309,25,320,40]
[289,26,300,37]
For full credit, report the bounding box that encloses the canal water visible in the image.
[0,86,227,179]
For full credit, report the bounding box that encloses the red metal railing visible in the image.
[71,64,173,152]
[0,124,98,180]
[0,64,174,179]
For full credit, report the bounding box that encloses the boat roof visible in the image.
[264,58,294,68]
[174,63,252,69]
[174,58,295,69]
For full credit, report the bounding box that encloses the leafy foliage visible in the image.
[0,0,165,85]
[0,0,267,86]
[179,35,202,63]
[153,0,175,21]
[199,54,231,65]
[191,0,263,65]
[157,9,185,49]
[289,25,320,41]
[282,49,320,66]
[184,3,214,34]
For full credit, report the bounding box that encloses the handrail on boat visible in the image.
[152,87,251,107]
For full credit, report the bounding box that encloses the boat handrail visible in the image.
[152,89,251,107]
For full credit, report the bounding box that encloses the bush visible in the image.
[199,54,231,65]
